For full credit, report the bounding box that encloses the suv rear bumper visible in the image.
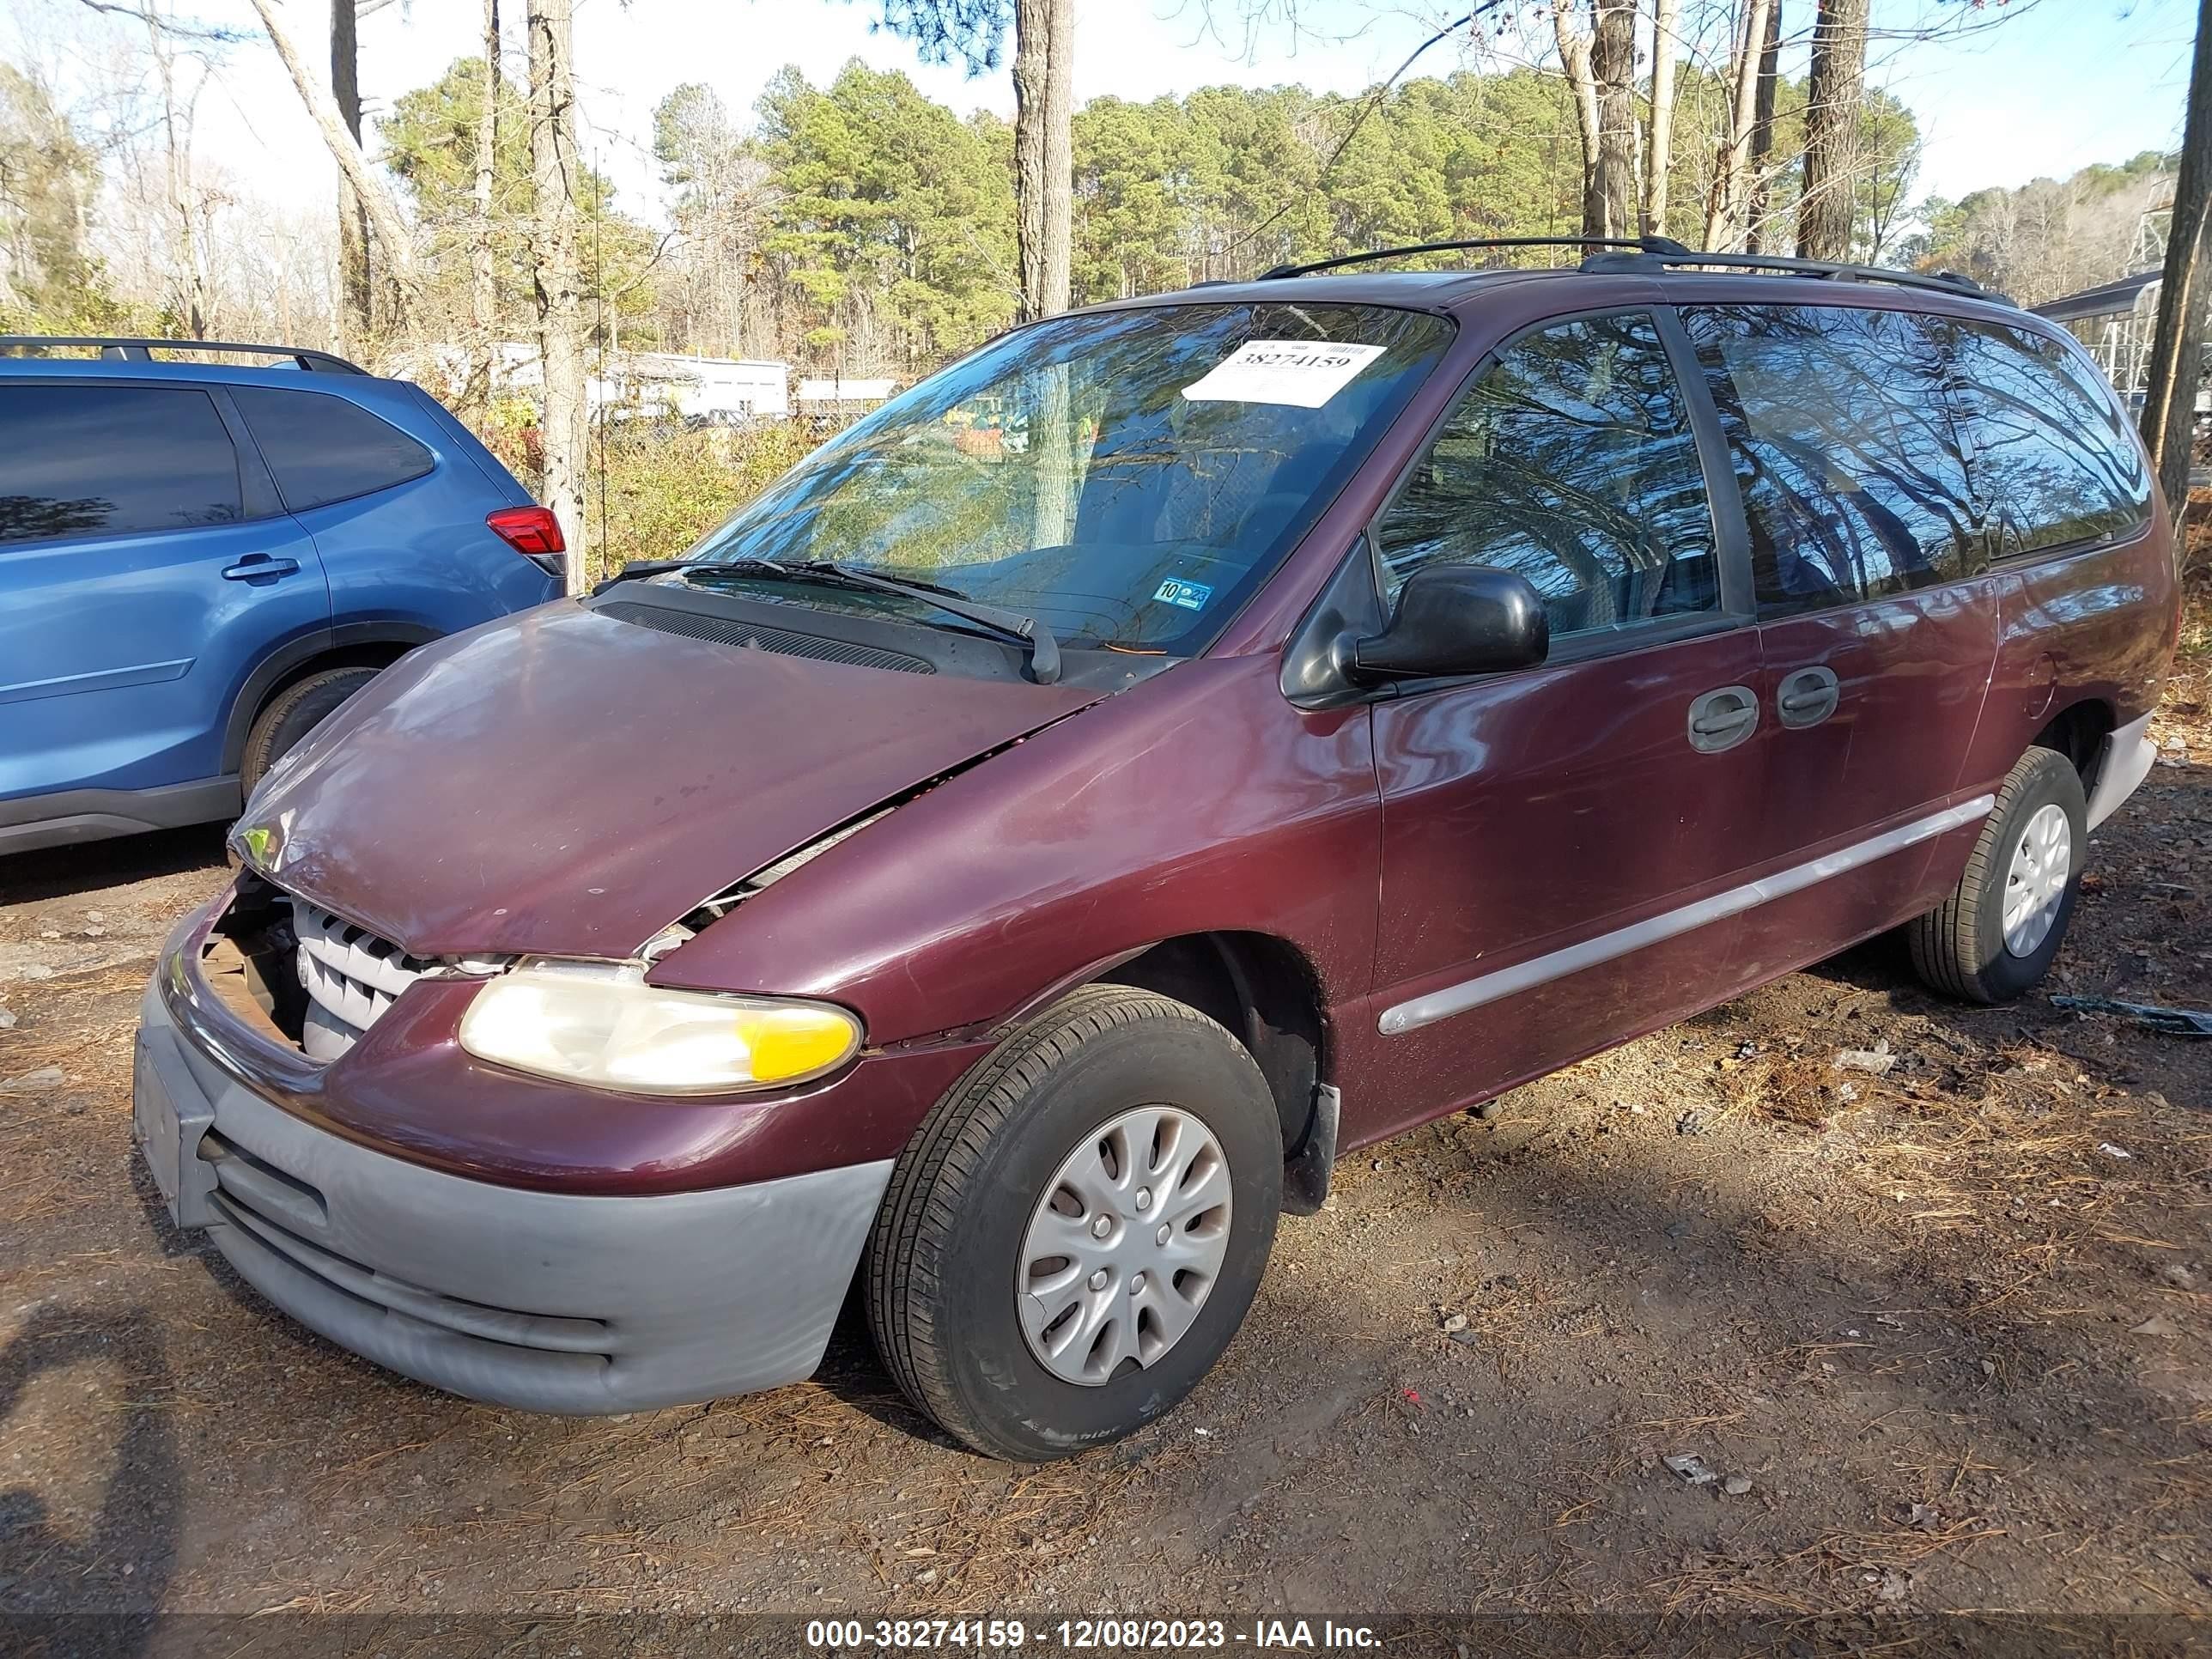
[132,972,890,1414]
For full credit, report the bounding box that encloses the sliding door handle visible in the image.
[1777,665,1841,728]
[1687,684,1759,753]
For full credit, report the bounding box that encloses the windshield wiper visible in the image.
[590,557,695,594]
[685,557,1062,685]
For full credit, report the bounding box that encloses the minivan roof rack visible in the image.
[1260,235,1694,280]
[1577,248,2015,306]
[0,336,369,373]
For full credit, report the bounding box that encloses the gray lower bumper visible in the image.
[132,979,890,1414]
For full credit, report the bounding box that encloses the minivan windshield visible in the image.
[682,302,1454,653]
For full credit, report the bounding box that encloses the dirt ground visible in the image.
[3,592,2209,1655]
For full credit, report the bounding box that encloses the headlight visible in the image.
[457,959,862,1095]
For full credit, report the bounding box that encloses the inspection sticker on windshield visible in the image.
[1154,579,1213,611]
[1180,339,1388,409]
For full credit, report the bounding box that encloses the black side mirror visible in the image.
[1350,563,1549,682]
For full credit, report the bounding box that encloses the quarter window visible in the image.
[1943,320,2150,555]
[1374,311,1721,641]
[1681,304,1978,617]
[231,386,434,511]
[0,384,242,545]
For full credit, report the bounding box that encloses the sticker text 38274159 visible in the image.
[1179,339,1388,409]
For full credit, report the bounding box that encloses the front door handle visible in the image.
[1777,665,1841,728]
[1687,684,1759,753]
[222,555,301,581]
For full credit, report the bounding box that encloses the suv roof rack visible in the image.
[0,336,368,374]
[1260,235,1694,280]
[1577,248,2014,307]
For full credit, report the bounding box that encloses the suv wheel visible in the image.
[1908,746,2087,1004]
[866,985,1281,1461]
[240,665,382,797]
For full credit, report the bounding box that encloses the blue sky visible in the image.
[1866,0,2199,200]
[14,0,2203,225]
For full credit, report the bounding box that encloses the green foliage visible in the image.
[382,57,661,342]
[1066,70,1596,304]
[0,64,163,333]
[590,422,820,581]
[754,59,1017,366]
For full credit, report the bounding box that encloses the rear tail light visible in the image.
[486,505,565,557]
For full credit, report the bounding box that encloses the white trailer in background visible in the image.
[594,352,791,423]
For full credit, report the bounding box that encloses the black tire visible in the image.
[240,665,382,798]
[1907,746,2087,1004]
[866,984,1282,1461]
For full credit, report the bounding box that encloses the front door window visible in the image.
[1373,309,1722,643]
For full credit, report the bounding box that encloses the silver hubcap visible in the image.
[2002,802,2072,957]
[1017,1106,1233,1387]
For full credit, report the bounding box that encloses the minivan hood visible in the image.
[234,602,1104,958]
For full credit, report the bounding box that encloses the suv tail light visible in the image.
[486,505,565,556]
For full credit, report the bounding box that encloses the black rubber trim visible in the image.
[0,776,241,854]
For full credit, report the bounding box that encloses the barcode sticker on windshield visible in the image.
[1180,340,1389,409]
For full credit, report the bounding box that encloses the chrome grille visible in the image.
[289,900,430,1060]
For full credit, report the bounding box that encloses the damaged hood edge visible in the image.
[234,603,1107,959]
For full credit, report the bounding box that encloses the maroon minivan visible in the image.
[133,242,2179,1460]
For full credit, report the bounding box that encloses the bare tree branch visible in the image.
[242,0,418,307]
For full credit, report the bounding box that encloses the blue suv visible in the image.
[0,337,562,856]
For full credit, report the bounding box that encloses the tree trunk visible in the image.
[1012,0,1072,321]
[527,0,586,588]
[1705,0,1772,251]
[1590,0,1638,240]
[1743,0,1783,252]
[1642,0,1681,239]
[2142,0,2211,520]
[145,8,209,337]
[472,0,501,410]
[1553,3,1601,238]
[246,0,418,312]
[331,0,371,344]
[1797,0,1870,261]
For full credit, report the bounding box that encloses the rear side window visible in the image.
[1943,320,2150,555]
[0,383,241,545]
[1375,310,1721,643]
[231,386,434,511]
[1682,305,1978,617]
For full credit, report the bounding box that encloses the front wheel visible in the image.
[1908,746,2087,1004]
[865,985,1282,1461]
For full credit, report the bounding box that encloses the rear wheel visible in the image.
[866,985,1281,1461]
[240,665,381,797]
[1908,747,2087,1004]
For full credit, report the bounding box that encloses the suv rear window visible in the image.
[0,384,242,545]
[1682,304,1977,617]
[232,386,434,512]
[1942,319,2151,556]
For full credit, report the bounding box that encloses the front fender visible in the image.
[647,657,1382,1047]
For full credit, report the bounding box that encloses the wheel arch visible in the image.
[2032,698,2117,791]
[220,622,440,774]
[1091,930,1329,1163]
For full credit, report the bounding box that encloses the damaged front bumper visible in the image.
[131,907,921,1413]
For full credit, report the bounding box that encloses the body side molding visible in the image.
[1378,795,1996,1036]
